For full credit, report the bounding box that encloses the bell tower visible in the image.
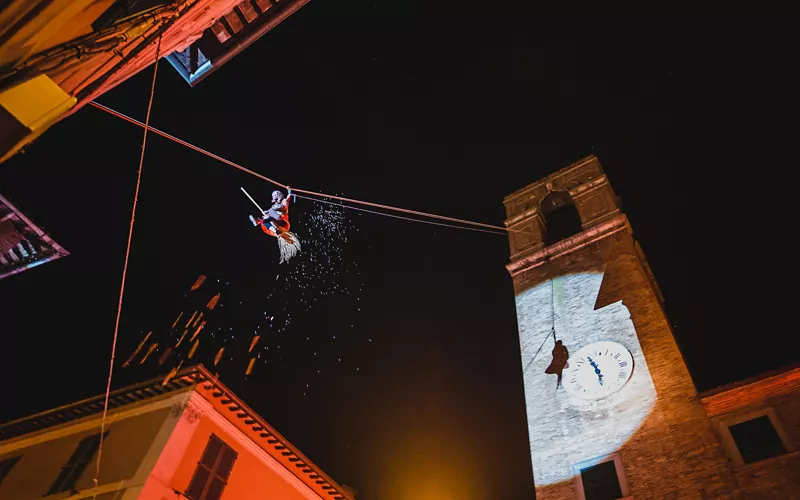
[504,156,740,499]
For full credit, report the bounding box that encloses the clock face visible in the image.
[562,341,633,400]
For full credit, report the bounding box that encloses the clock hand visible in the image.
[587,356,604,386]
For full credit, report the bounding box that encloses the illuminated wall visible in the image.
[515,270,656,496]
[0,391,183,499]
[140,392,330,500]
[0,368,351,500]
[505,156,741,499]
[701,367,800,499]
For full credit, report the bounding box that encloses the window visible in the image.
[186,434,238,500]
[573,453,629,500]
[540,191,583,245]
[581,460,622,500]
[728,415,787,464]
[47,432,106,495]
[0,456,21,486]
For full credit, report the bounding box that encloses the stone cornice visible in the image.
[190,393,324,500]
[701,366,800,417]
[506,213,630,276]
[503,155,598,202]
[504,206,541,227]
[568,175,608,198]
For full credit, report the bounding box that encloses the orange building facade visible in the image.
[701,365,800,499]
[0,365,354,500]
[0,0,307,164]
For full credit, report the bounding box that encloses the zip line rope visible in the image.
[88,101,287,189]
[295,193,507,236]
[522,275,557,375]
[88,101,521,235]
[92,36,162,500]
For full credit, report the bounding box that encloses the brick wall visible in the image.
[507,158,741,499]
[702,367,800,499]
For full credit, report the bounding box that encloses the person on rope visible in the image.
[250,188,293,238]
[544,339,569,388]
[241,185,301,263]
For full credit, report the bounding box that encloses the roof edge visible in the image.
[193,365,352,499]
[699,362,800,399]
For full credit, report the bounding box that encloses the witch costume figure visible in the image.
[544,339,570,387]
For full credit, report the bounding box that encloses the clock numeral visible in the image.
[618,371,628,379]
[614,353,621,359]
[619,361,628,368]
[575,384,583,391]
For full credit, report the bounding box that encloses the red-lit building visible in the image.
[0,365,355,499]
[0,0,307,164]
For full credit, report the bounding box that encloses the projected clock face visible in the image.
[563,341,633,400]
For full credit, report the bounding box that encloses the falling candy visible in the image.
[188,339,199,359]
[191,275,206,291]
[207,293,221,310]
[123,331,152,367]
[249,335,260,352]
[158,347,173,366]
[171,312,184,329]
[140,342,158,364]
[186,311,198,328]
[214,347,225,366]
[162,360,183,386]
[246,358,256,376]
[190,321,206,341]
[192,312,204,328]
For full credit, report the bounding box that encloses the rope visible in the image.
[523,324,555,375]
[550,275,557,343]
[295,193,507,236]
[292,186,510,233]
[92,35,162,499]
[88,101,287,189]
[522,276,557,374]
[87,101,521,235]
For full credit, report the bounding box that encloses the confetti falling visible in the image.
[121,199,371,398]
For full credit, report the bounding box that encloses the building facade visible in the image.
[0,365,353,500]
[503,155,794,499]
[701,366,800,499]
[0,0,307,164]
[0,192,68,281]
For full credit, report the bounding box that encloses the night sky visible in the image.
[1,9,797,500]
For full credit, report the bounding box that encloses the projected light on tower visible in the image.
[503,156,740,499]
[514,270,656,490]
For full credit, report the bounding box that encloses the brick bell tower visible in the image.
[504,156,740,499]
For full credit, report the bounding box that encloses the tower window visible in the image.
[186,434,238,500]
[580,460,623,500]
[573,453,629,500]
[47,432,105,495]
[728,415,787,464]
[540,191,583,245]
[0,456,21,486]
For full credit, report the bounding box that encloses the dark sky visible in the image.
[1,8,797,500]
